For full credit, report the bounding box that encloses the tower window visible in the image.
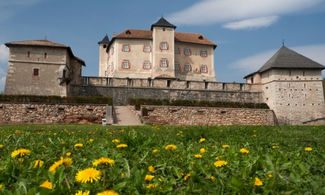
[160,42,168,50]
[184,64,192,72]
[122,60,130,69]
[33,68,39,76]
[160,59,168,67]
[143,45,151,52]
[184,48,191,56]
[122,44,130,52]
[175,63,180,72]
[200,50,207,57]
[103,45,107,48]
[143,61,151,69]
[27,51,31,58]
[44,53,47,59]
[175,47,180,54]
[200,65,208,73]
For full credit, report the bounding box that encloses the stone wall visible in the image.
[141,105,276,126]
[0,103,107,124]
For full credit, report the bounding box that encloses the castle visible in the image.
[3,17,325,125]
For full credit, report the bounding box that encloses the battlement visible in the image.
[81,77,262,92]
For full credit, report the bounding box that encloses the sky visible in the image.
[0,0,325,92]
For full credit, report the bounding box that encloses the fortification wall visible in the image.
[0,103,107,124]
[141,105,276,126]
[70,77,263,105]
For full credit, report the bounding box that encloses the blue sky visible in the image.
[1,0,325,92]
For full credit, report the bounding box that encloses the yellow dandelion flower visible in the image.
[194,154,202,158]
[222,145,229,149]
[210,176,215,180]
[49,157,73,173]
[253,134,257,138]
[0,144,3,148]
[97,190,119,195]
[11,148,31,158]
[74,143,83,148]
[42,145,47,149]
[199,138,206,143]
[240,148,249,154]
[89,139,94,143]
[93,157,115,167]
[305,147,312,151]
[148,166,155,173]
[158,178,164,183]
[18,158,24,163]
[66,152,71,156]
[33,160,44,168]
[184,173,191,181]
[214,160,228,167]
[0,183,3,190]
[268,174,273,178]
[153,149,158,153]
[254,177,263,186]
[272,146,279,149]
[146,184,158,189]
[75,190,90,195]
[215,155,223,160]
[112,139,120,143]
[116,144,128,148]
[121,173,125,177]
[144,174,155,181]
[200,148,206,153]
[75,168,101,183]
[165,144,177,151]
[40,180,52,189]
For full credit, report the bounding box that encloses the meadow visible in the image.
[0,125,324,194]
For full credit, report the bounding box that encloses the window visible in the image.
[63,70,66,78]
[175,63,180,71]
[143,61,151,69]
[175,48,180,54]
[122,44,130,52]
[160,59,168,67]
[184,48,191,56]
[27,51,31,58]
[251,77,254,84]
[160,42,168,50]
[103,45,107,48]
[122,60,130,69]
[143,45,151,52]
[200,50,207,57]
[44,53,47,59]
[201,65,208,73]
[33,68,39,76]
[184,64,192,72]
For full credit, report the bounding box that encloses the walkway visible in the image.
[113,106,143,126]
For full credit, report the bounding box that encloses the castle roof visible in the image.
[151,17,176,30]
[112,29,217,48]
[5,39,85,66]
[244,46,325,78]
[98,34,110,44]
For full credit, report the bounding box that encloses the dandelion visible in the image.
[11,148,31,158]
[148,166,155,173]
[144,175,155,181]
[112,139,120,143]
[75,190,90,195]
[153,149,158,153]
[199,138,206,143]
[305,147,312,151]
[74,143,83,148]
[97,190,119,195]
[194,154,202,158]
[210,176,215,180]
[200,148,206,153]
[215,155,223,160]
[49,157,73,173]
[93,157,115,167]
[18,158,24,163]
[254,177,263,186]
[184,173,191,181]
[33,160,44,168]
[40,180,52,189]
[0,144,3,148]
[222,145,229,149]
[116,144,128,148]
[89,138,94,143]
[240,148,249,154]
[158,178,164,183]
[214,160,228,167]
[75,168,102,183]
[268,174,273,178]
[253,134,257,138]
[146,184,158,189]
[42,145,47,149]
[66,152,71,156]
[0,184,3,190]
[121,173,125,177]
[272,146,279,149]
[165,144,177,151]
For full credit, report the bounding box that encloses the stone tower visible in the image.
[98,34,110,77]
[151,17,176,79]
[245,45,325,124]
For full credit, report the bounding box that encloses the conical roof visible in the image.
[258,46,325,73]
[98,34,109,44]
[151,17,176,30]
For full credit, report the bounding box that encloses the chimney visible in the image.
[113,32,117,37]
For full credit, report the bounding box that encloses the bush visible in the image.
[141,107,148,116]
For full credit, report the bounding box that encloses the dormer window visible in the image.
[200,50,207,57]
[198,35,204,40]
[126,30,131,35]
[160,42,168,50]
[160,59,168,67]
[122,44,130,52]
[184,48,191,56]
[143,45,151,52]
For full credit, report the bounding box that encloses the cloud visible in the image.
[0,0,41,23]
[168,0,324,30]
[0,44,9,92]
[0,76,5,93]
[232,44,325,73]
[223,16,279,30]
[0,44,9,63]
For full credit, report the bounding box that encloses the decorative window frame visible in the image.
[121,60,130,69]
[184,64,192,72]
[143,61,151,69]
[122,44,131,52]
[175,63,180,72]
[200,65,208,73]
[175,47,180,54]
[143,45,151,53]
[160,42,169,50]
[184,48,191,56]
[200,50,208,57]
[160,59,169,68]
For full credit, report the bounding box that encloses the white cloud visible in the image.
[0,76,5,93]
[223,16,279,30]
[0,44,9,63]
[232,44,325,73]
[168,0,324,30]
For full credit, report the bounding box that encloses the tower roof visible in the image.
[151,17,176,30]
[244,46,325,78]
[98,34,110,44]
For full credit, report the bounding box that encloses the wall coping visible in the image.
[141,105,273,111]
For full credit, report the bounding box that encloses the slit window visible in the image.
[44,53,47,59]
[175,63,180,72]
[33,68,39,76]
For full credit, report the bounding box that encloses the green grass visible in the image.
[0,125,325,194]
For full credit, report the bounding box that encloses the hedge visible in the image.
[0,95,113,105]
[128,98,269,110]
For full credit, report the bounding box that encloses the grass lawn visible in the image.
[0,125,324,194]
